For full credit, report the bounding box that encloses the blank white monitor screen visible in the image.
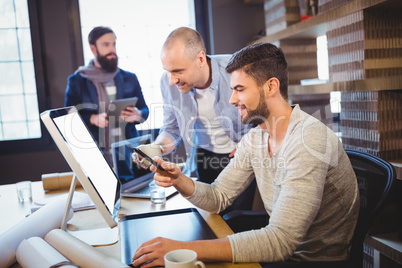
[53,112,117,211]
[41,106,120,227]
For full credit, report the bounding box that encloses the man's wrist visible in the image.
[89,114,96,125]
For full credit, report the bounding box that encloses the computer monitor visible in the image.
[40,106,121,245]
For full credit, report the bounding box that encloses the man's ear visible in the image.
[197,50,207,67]
[90,44,97,56]
[264,77,280,97]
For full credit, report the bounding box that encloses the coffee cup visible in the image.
[164,249,205,268]
[134,144,162,167]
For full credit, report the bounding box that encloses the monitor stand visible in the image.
[60,174,119,246]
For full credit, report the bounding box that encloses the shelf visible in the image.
[253,0,402,95]
[252,0,397,43]
[365,233,402,265]
[390,161,402,181]
[288,76,402,95]
[243,0,263,4]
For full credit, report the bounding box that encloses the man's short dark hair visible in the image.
[88,26,115,45]
[226,42,289,100]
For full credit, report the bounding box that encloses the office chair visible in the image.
[345,149,397,267]
[222,149,397,268]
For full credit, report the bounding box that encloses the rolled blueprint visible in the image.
[0,199,73,268]
[16,237,78,268]
[44,229,129,268]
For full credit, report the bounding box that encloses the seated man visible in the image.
[132,42,360,267]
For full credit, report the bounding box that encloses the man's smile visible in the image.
[235,104,247,116]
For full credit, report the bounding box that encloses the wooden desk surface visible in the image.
[0,182,260,268]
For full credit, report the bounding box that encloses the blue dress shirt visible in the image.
[158,55,252,175]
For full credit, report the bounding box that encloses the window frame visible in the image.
[0,0,212,155]
[0,0,53,154]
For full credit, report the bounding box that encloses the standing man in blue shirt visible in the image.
[153,27,253,209]
[65,26,149,165]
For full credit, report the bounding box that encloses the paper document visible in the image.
[0,199,73,267]
[16,237,78,268]
[33,192,95,212]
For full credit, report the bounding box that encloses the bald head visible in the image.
[162,27,206,60]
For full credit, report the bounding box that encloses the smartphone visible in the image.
[132,147,166,171]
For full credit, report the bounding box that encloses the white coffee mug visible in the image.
[164,249,205,268]
[135,143,162,166]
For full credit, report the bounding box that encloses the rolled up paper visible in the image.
[0,199,73,267]
[45,229,129,268]
[42,172,82,191]
[16,237,78,268]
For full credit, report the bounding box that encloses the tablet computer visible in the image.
[120,208,217,265]
[108,97,138,118]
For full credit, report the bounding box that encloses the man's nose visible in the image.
[229,90,238,105]
[169,73,178,86]
[110,44,117,54]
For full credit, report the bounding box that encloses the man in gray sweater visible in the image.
[132,43,359,267]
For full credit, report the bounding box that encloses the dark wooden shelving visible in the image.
[251,0,402,94]
[288,75,402,95]
[252,0,398,43]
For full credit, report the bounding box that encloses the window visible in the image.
[317,35,340,114]
[0,0,41,141]
[78,0,196,130]
[0,0,50,154]
[317,35,329,82]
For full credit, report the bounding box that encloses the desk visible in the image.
[0,182,260,268]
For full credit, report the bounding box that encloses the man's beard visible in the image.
[97,53,118,73]
[242,90,270,125]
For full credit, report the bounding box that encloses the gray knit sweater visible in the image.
[186,105,359,263]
